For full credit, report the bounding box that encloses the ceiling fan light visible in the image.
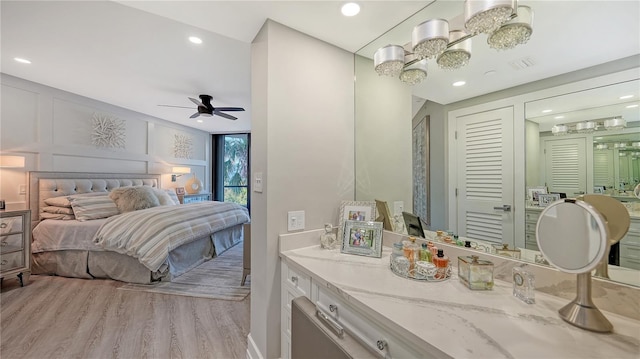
[464,0,516,35]
[374,44,405,77]
[412,19,449,59]
[437,30,471,70]
[400,55,427,85]
[604,117,626,130]
[551,124,568,136]
[487,6,533,50]
[575,120,596,133]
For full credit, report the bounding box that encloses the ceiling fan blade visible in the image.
[158,104,193,109]
[214,107,245,112]
[189,112,200,119]
[189,97,203,107]
[213,111,238,120]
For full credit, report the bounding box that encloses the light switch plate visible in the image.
[18,184,26,195]
[254,172,263,193]
[287,210,305,231]
[393,201,404,216]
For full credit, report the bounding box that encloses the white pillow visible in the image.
[70,196,119,221]
[44,192,109,208]
[109,186,160,213]
[164,189,181,205]
[152,188,175,206]
[40,212,76,220]
[43,206,75,215]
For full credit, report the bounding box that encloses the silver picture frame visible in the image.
[340,220,383,258]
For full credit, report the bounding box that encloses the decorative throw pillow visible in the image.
[40,212,76,220]
[70,196,119,221]
[164,189,181,205]
[109,186,160,213]
[44,192,108,208]
[152,188,175,206]
[43,206,75,215]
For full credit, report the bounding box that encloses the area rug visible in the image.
[118,242,250,301]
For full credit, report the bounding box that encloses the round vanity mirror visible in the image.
[536,199,609,273]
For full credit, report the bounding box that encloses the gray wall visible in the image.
[250,20,355,359]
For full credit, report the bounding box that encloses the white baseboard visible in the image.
[246,333,264,359]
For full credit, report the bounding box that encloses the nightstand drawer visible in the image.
[0,234,24,253]
[0,216,22,234]
[1,251,24,271]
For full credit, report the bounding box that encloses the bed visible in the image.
[28,171,250,284]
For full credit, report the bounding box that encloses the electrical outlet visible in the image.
[254,172,263,193]
[393,201,404,216]
[18,184,26,195]
[287,210,305,231]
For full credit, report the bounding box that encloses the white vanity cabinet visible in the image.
[280,260,312,359]
[620,218,640,270]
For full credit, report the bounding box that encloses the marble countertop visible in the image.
[281,245,640,359]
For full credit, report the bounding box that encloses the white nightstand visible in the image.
[1,209,31,287]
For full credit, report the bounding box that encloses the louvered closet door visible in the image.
[456,107,514,244]
[544,138,586,196]
[593,149,614,189]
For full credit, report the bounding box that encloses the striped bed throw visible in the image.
[93,201,250,272]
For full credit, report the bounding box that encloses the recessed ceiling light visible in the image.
[196,119,203,123]
[189,36,203,44]
[626,104,638,108]
[554,115,565,119]
[341,2,360,16]
[619,95,633,99]
[452,81,466,87]
[14,57,31,64]
[542,109,552,113]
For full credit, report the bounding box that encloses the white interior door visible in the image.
[456,107,514,244]
[593,149,614,189]
[544,138,587,196]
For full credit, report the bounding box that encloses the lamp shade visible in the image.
[412,18,449,59]
[464,0,516,34]
[437,30,472,70]
[551,124,568,136]
[400,54,428,85]
[172,166,191,174]
[487,5,533,50]
[604,117,626,130]
[0,155,25,168]
[373,45,405,77]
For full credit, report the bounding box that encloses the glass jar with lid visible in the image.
[458,255,494,290]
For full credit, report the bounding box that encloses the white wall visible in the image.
[0,73,211,209]
[354,55,412,213]
[250,20,355,359]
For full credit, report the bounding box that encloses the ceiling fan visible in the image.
[159,94,245,120]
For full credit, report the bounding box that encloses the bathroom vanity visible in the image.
[280,232,640,359]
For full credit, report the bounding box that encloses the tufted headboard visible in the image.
[27,171,161,229]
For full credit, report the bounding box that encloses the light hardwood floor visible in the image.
[1,275,250,359]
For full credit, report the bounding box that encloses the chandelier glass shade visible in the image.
[632,142,640,148]
[551,124,569,136]
[374,44,405,77]
[604,117,627,130]
[575,120,596,133]
[412,19,450,60]
[487,5,533,50]
[400,54,428,85]
[614,142,628,149]
[464,0,516,35]
[437,30,472,70]
[595,144,608,150]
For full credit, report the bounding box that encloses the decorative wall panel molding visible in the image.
[91,112,126,149]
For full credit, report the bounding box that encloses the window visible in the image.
[213,134,250,209]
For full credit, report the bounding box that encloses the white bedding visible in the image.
[32,218,106,252]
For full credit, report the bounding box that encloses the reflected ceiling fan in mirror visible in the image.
[159,94,245,120]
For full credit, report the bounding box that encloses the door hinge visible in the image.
[455,131,458,140]
[455,188,459,197]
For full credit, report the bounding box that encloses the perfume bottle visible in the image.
[458,255,494,290]
[419,243,432,262]
[403,236,419,272]
[433,249,449,279]
[513,264,535,304]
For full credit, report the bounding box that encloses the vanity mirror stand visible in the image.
[536,198,628,333]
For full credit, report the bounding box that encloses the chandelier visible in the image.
[373,0,533,85]
[551,117,626,136]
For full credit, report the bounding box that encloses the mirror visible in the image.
[354,1,640,288]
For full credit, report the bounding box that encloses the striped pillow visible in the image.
[70,196,119,221]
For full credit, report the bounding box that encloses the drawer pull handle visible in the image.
[1,260,7,265]
[376,339,387,351]
[329,304,337,313]
[0,223,6,229]
[316,309,344,338]
[291,276,298,283]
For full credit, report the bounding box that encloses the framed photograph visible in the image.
[375,199,394,231]
[593,186,605,194]
[527,186,547,202]
[175,187,186,195]
[402,211,425,238]
[338,200,376,236]
[340,220,383,258]
[538,193,560,207]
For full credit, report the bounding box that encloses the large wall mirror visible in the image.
[353,0,640,288]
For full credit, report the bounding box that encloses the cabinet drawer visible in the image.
[0,234,24,253]
[1,251,24,272]
[316,286,423,359]
[0,216,22,234]
[525,240,539,252]
[621,231,640,247]
[525,222,537,233]
[620,243,640,261]
[283,263,311,298]
[620,257,640,271]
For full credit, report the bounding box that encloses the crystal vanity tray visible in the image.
[390,257,452,282]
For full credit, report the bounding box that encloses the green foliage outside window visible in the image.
[223,134,248,206]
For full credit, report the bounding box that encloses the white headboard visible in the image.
[28,171,161,229]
